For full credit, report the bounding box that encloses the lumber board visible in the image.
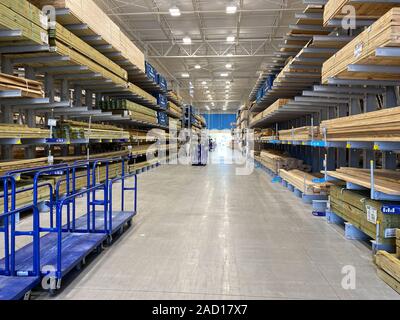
[376,251,400,283]
[279,169,329,195]
[29,0,145,72]
[0,72,44,97]
[322,8,400,82]
[279,126,321,141]
[324,0,400,26]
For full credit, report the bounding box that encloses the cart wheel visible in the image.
[127,219,132,228]
[119,227,124,236]
[96,245,103,254]
[76,262,82,271]
[107,236,113,245]
[23,291,31,301]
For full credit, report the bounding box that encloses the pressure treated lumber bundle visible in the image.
[259,150,308,174]
[0,0,48,47]
[326,167,400,196]
[330,185,400,245]
[0,123,49,138]
[99,99,157,118]
[322,8,400,82]
[279,126,321,141]
[320,106,400,141]
[376,251,400,294]
[167,91,183,107]
[251,99,291,126]
[56,120,129,140]
[0,73,44,97]
[279,169,329,195]
[49,23,128,80]
[323,0,400,26]
[29,0,145,72]
[168,101,183,118]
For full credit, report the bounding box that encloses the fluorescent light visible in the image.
[225,63,232,69]
[226,36,235,43]
[194,64,201,69]
[181,73,190,78]
[226,53,233,57]
[205,105,210,111]
[169,5,181,17]
[220,73,229,77]
[202,81,207,85]
[225,85,230,89]
[206,90,210,94]
[183,36,192,45]
[211,102,215,106]
[226,2,237,14]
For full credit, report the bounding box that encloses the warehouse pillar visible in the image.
[25,66,37,159]
[349,98,360,167]
[382,86,398,169]
[362,94,376,168]
[1,57,14,160]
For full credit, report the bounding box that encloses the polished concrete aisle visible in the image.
[43,152,399,300]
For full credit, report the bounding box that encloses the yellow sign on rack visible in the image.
[373,144,380,151]
[16,139,22,145]
[346,143,351,149]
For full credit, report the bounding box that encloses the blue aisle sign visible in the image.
[382,205,400,214]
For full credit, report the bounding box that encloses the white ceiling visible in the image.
[94,0,306,112]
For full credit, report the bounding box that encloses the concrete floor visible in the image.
[28,147,398,300]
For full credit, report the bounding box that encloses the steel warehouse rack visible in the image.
[244,0,400,259]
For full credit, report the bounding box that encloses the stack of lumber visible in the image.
[326,167,400,196]
[255,128,275,141]
[99,99,158,124]
[322,8,400,83]
[289,5,331,36]
[129,129,157,141]
[0,73,44,98]
[279,169,330,195]
[56,120,130,140]
[0,157,48,176]
[0,0,48,47]
[250,99,291,127]
[49,22,128,80]
[194,114,206,128]
[258,150,310,174]
[376,251,400,294]
[167,91,183,107]
[323,0,400,26]
[0,124,49,139]
[169,118,182,130]
[330,185,400,246]
[320,107,400,141]
[168,101,183,119]
[279,126,321,141]
[29,0,145,72]
[55,150,129,163]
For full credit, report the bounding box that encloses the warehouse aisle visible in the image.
[41,148,399,300]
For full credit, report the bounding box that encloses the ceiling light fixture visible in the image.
[194,64,201,69]
[202,81,207,85]
[226,2,237,14]
[225,63,232,69]
[205,105,210,111]
[181,73,190,78]
[221,73,229,77]
[226,36,235,43]
[169,5,181,17]
[182,36,192,45]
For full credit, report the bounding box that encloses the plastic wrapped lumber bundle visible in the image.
[279,169,330,195]
[259,150,309,174]
[100,99,158,124]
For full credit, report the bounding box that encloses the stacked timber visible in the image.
[99,99,158,124]
[0,73,44,98]
[0,0,48,47]
[326,167,400,196]
[320,107,400,141]
[250,99,291,127]
[55,150,130,163]
[55,120,130,140]
[258,150,310,174]
[322,8,400,83]
[49,23,128,80]
[167,91,183,107]
[255,128,275,141]
[279,126,321,141]
[0,157,48,176]
[323,0,400,26]
[168,101,183,119]
[330,185,400,246]
[279,169,330,195]
[129,129,157,141]
[169,118,182,130]
[376,251,400,294]
[0,124,49,139]
[29,0,145,72]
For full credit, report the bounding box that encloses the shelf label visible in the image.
[384,228,397,239]
[346,143,351,149]
[373,144,380,151]
[15,139,22,145]
[366,205,377,224]
[382,205,400,215]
